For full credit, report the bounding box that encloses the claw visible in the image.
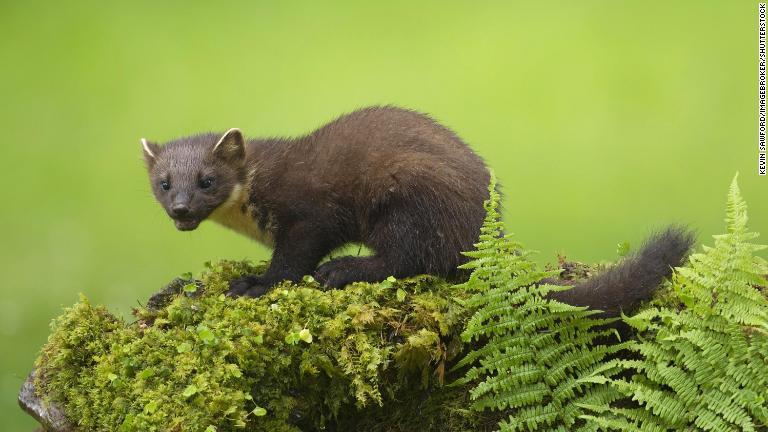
[227,275,269,298]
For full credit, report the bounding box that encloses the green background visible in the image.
[0,1,763,429]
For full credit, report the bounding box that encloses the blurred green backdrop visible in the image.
[0,1,764,429]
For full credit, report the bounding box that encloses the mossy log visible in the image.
[19,262,483,431]
[20,258,594,431]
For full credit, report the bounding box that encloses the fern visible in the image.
[454,172,627,431]
[587,175,768,431]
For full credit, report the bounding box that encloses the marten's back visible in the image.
[274,106,490,211]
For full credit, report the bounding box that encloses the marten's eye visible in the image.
[160,180,170,191]
[199,177,214,189]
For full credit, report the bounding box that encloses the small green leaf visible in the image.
[251,406,267,416]
[254,334,264,345]
[176,342,192,353]
[181,272,193,280]
[226,364,242,378]
[617,241,631,257]
[137,368,155,380]
[182,384,198,398]
[302,275,316,283]
[183,283,197,293]
[396,288,407,302]
[107,373,118,382]
[299,328,313,343]
[380,275,397,289]
[205,426,217,432]
[144,400,159,414]
[197,325,216,344]
[284,331,300,345]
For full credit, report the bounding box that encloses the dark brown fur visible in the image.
[142,106,693,315]
[546,226,695,316]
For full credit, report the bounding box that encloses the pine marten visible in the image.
[141,106,694,316]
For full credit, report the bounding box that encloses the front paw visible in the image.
[227,275,270,298]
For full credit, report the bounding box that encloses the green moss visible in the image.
[34,260,489,431]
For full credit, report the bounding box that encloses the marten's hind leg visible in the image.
[315,255,407,288]
[315,200,464,288]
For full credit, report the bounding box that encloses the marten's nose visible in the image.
[171,203,190,217]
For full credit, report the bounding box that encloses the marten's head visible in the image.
[141,128,247,231]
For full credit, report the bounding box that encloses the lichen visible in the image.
[34,260,491,431]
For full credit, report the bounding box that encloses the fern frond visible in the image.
[455,172,622,431]
[587,174,768,431]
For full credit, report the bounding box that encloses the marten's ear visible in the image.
[141,138,160,169]
[213,128,245,162]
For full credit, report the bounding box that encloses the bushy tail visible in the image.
[550,225,696,317]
